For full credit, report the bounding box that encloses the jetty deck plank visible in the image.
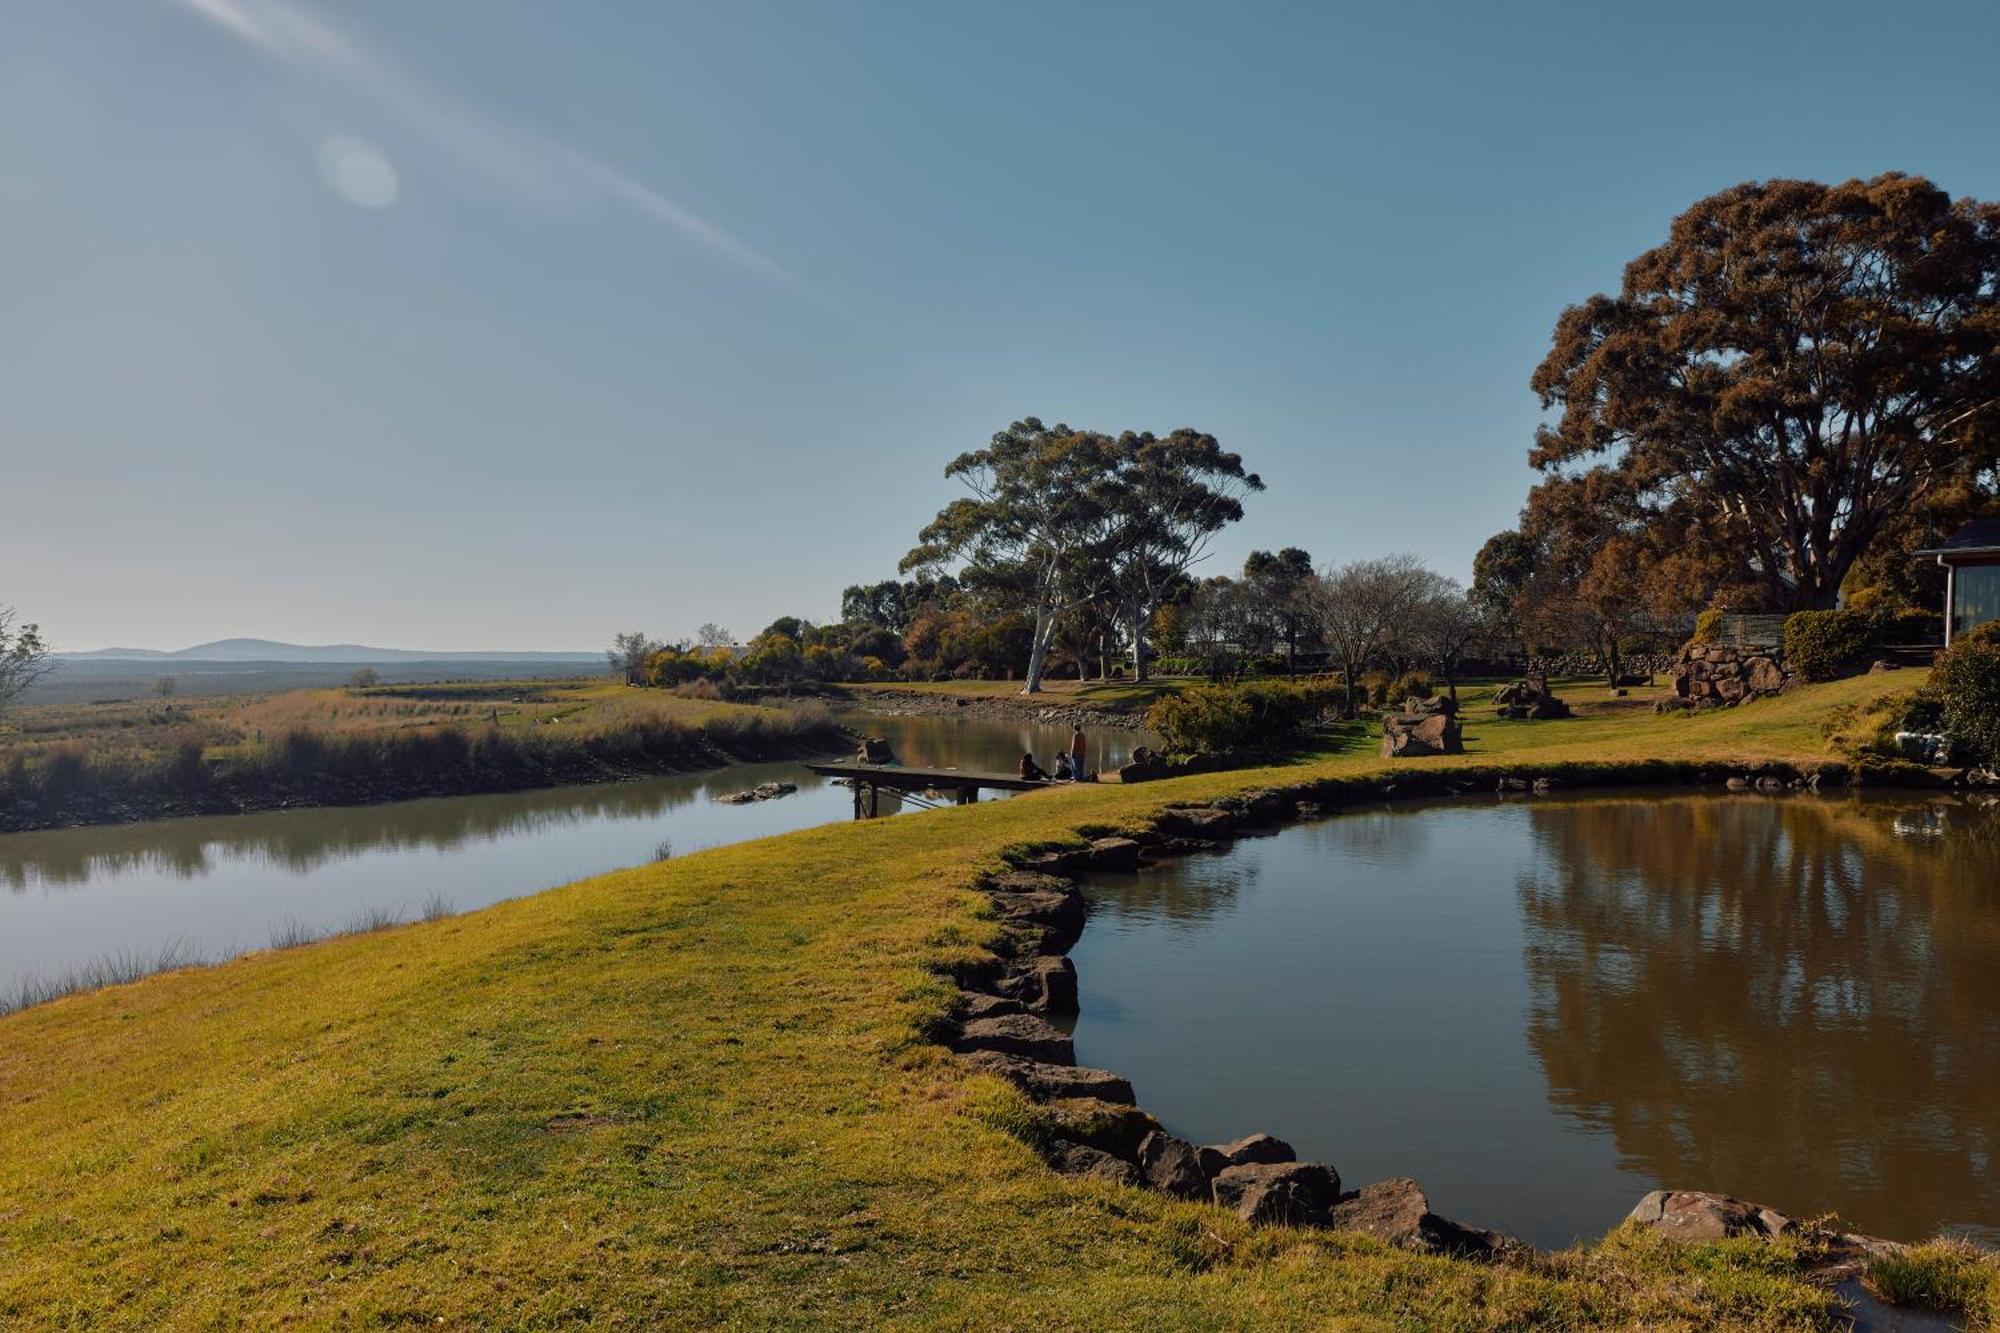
[804,763,1048,793]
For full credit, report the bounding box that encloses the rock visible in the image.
[1156,806,1237,838]
[1381,713,1464,759]
[1042,1099,1162,1160]
[1086,837,1144,870]
[1197,1133,1296,1178]
[959,991,1027,1021]
[716,780,798,805]
[954,1013,1075,1064]
[1869,658,1900,674]
[1117,755,1171,784]
[958,1050,1134,1104]
[1725,776,1751,791]
[1137,1132,1210,1199]
[1755,775,1787,792]
[1294,800,1325,820]
[1049,1140,1142,1187]
[1230,789,1296,825]
[1403,695,1455,717]
[987,887,1086,940]
[1210,1160,1341,1227]
[1493,679,1571,720]
[1748,657,1787,693]
[1626,1190,1795,1242]
[985,868,1076,895]
[1927,767,1969,787]
[1025,956,1078,1014]
[1327,1178,1518,1257]
[1532,776,1563,793]
[1498,777,1531,793]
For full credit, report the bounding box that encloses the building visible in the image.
[1918,519,2000,645]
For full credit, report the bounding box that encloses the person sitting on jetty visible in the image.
[1054,750,1076,781]
[857,736,896,765]
[1018,751,1050,782]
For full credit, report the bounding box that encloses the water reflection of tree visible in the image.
[1085,856,1263,927]
[1520,794,2000,1236]
[0,766,818,891]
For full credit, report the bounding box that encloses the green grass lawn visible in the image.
[4,670,1991,1330]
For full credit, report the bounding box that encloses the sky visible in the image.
[6,2,1999,652]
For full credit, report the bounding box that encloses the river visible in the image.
[0,712,1143,1003]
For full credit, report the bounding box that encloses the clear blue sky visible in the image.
[7,1,1998,651]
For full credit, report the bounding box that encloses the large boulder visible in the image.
[1136,1131,1210,1200]
[1210,1160,1341,1227]
[1381,713,1464,758]
[1493,679,1571,720]
[1625,1190,1795,1242]
[1327,1177,1518,1257]
[958,1050,1134,1105]
[1197,1133,1296,1177]
[953,1013,1075,1064]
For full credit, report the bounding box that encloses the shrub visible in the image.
[1783,610,1874,682]
[1145,680,1334,753]
[1873,606,1944,646]
[1930,623,2000,767]
[1691,609,1725,645]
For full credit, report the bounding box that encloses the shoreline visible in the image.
[0,723,851,836]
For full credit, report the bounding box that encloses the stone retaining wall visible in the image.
[1665,642,1790,710]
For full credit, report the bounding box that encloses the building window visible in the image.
[1953,564,2000,640]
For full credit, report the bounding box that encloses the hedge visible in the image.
[1931,623,2000,767]
[1783,610,1874,682]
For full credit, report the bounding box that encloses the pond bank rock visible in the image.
[1049,1140,1144,1186]
[1328,1177,1520,1257]
[1197,1133,1296,1177]
[1211,1160,1342,1227]
[953,1013,1075,1064]
[1625,1190,1795,1241]
[959,1050,1134,1104]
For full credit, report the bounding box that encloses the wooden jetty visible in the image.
[804,762,1047,818]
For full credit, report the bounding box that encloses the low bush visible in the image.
[1691,609,1725,645]
[1783,610,1874,682]
[1145,679,1335,753]
[1929,623,2000,767]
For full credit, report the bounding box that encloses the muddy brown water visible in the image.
[1070,790,2000,1251]
[0,712,1144,1002]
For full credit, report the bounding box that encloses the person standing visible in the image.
[1069,725,1088,781]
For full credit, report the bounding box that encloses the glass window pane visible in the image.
[1953,565,2000,639]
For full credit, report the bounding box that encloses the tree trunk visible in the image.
[1130,605,1150,683]
[1022,604,1057,694]
[1341,662,1359,719]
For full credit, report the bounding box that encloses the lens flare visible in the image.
[316,135,399,209]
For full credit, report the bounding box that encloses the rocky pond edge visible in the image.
[931,756,1980,1307]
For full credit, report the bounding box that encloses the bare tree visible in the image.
[1303,555,1432,716]
[154,676,178,699]
[1404,572,1488,705]
[695,623,734,649]
[607,631,660,684]
[0,608,51,713]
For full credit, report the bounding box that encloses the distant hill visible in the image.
[60,639,601,664]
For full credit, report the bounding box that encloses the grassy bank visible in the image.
[4,672,1993,1329]
[0,681,846,832]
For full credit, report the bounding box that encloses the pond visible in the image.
[0,711,1144,1003]
[1069,791,2000,1250]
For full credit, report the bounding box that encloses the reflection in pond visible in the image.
[0,712,1145,1000]
[1521,795,2000,1246]
[1072,792,2000,1249]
